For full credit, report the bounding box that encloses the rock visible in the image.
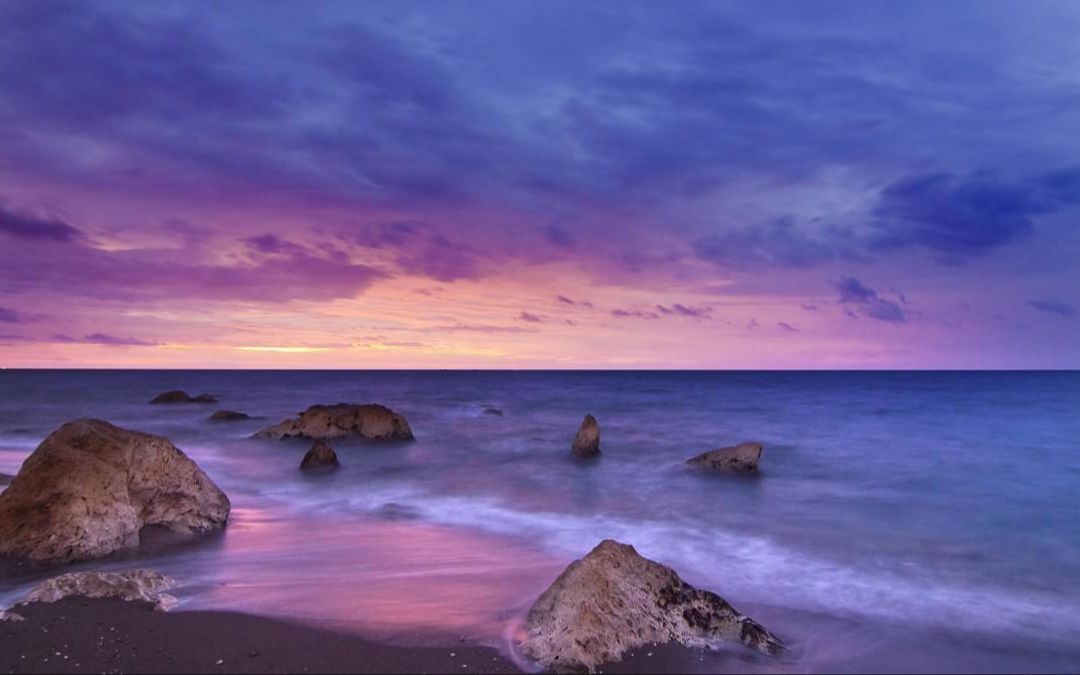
[0,473,11,485]
[209,409,249,421]
[300,440,340,471]
[520,540,783,673]
[252,403,414,441]
[571,415,600,457]
[23,570,178,612]
[378,502,421,521]
[0,419,231,562]
[149,390,217,404]
[0,610,25,622]
[483,407,504,417]
[687,442,763,474]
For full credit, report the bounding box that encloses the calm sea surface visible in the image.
[1,370,1078,673]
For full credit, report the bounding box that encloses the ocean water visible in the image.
[1,370,1078,673]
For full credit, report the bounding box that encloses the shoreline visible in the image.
[0,597,737,675]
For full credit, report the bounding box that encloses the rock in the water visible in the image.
[0,419,231,562]
[378,502,421,520]
[23,570,178,612]
[483,407,504,417]
[209,409,249,421]
[571,414,601,457]
[0,473,11,485]
[252,403,414,441]
[520,540,783,673]
[300,440,340,471]
[687,442,763,474]
[149,390,217,404]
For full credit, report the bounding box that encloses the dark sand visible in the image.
[0,598,740,675]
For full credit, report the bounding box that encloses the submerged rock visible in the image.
[23,570,178,612]
[252,403,414,441]
[520,539,783,673]
[300,440,340,471]
[571,414,601,457]
[687,442,764,474]
[483,407,504,417]
[149,390,217,404]
[0,419,231,562]
[209,409,249,421]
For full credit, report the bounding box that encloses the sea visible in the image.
[0,370,1078,673]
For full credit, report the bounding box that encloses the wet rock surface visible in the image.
[150,390,218,404]
[23,570,179,612]
[571,414,601,458]
[253,403,414,441]
[687,442,764,473]
[520,539,784,673]
[300,440,341,471]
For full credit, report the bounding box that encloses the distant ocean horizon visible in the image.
[2,369,1079,673]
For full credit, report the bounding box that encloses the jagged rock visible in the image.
[687,442,764,474]
[571,415,601,457]
[0,419,231,562]
[483,407,504,417]
[0,610,25,622]
[149,390,217,404]
[520,540,783,673]
[23,570,178,612]
[252,403,414,441]
[300,440,340,471]
[209,409,249,421]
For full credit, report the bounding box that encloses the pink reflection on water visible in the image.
[172,505,564,644]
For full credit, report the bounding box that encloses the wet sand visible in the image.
[0,598,733,675]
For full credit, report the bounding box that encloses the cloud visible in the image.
[833,277,907,323]
[777,322,799,332]
[658,303,711,319]
[49,333,159,346]
[243,234,307,256]
[869,172,1047,262]
[694,216,861,270]
[556,295,593,308]
[1027,300,1074,318]
[611,308,660,320]
[544,225,575,249]
[0,204,82,242]
[431,323,538,334]
[0,307,20,323]
[518,311,543,323]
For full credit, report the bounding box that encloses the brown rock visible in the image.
[252,403,414,441]
[687,442,764,473]
[0,473,11,486]
[300,440,340,471]
[571,414,600,457]
[149,390,217,404]
[0,419,231,562]
[23,570,178,612]
[520,540,783,673]
[209,409,249,421]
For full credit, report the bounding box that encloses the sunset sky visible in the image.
[1,1,1078,369]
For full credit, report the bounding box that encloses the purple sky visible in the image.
[1,1,1078,368]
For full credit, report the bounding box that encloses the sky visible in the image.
[1,0,1078,369]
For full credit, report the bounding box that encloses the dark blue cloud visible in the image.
[0,307,21,323]
[834,277,907,323]
[1027,300,1074,318]
[50,333,159,347]
[0,204,81,242]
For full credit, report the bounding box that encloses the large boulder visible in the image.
[687,442,763,474]
[571,415,600,457]
[252,403,414,441]
[22,570,178,612]
[0,419,230,562]
[209,409,249,421]
[149,390,217,404]
[300,440,340,471]
[520,540,783,673]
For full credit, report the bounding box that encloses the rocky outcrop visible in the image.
[0,419,231,562]
[209,409,249,421]
[252,403,414,441]
[520,540,783,673]
[300,440,340,471]
[23,570,178,612]
[571,415,600,457]
[483,407,504,417]
[687,442,763,474]
[149,390,217,404]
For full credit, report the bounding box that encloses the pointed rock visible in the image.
[300,440,341,471]
[571,414,600,457]
[521,540,783,673]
